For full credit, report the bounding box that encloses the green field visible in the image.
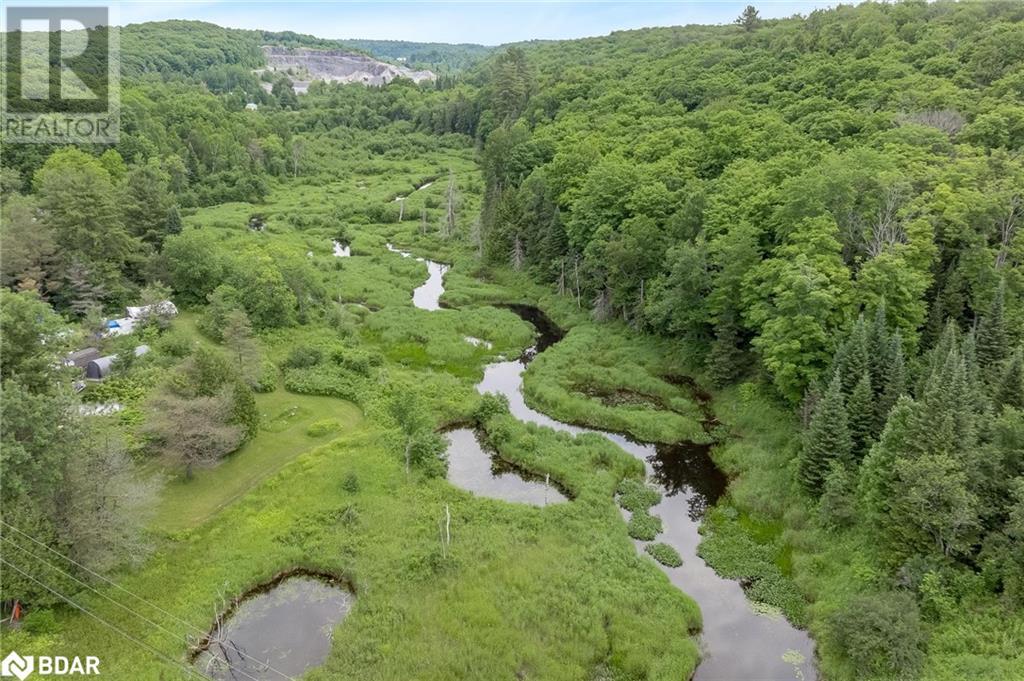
[148,391,364,533]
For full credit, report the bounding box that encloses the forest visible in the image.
[1,2,1022,680]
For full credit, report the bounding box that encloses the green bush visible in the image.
[254,359,278,393]
[22,609,58,635]
[330,347,382,376]
[306,418,342,437]
[829,591,925,678]
[341,472,360,493]
[645,542,683,568]
[617,478,661,512]
[284,345,322,369]
[284,365,367,403]
[154,329,194,358]
[474,392,510,424]
[627,510,663,541]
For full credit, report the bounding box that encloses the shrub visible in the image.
[254,359,278,393]
[342,472,360,493]
[307,419,341,437]
[154,329,194,358]
[284,345,322,369]
[617,478,661,512]
[829,591,925,678]
[330,347,381,376]
[284,365,367,402]
[628,510,663,541]
[474,392,510,424]
[645,543,683,568]
[22,609,58,635]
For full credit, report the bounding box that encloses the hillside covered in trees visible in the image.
[1,2,1022,680]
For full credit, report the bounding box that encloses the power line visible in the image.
[0,537,266,681]
[0,557,206,680]
[0,521,295,681]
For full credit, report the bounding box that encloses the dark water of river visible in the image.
[472,306,817,681]
[445,427,568,506]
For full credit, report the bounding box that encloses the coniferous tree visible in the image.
[166,205,183,237]
[847,371,876,461]
[819,460,857,529]
[834,315,869,395]
[64,260,106,317]
[860,397,914,528]
[866,303,890,398]
[877,333,907,428]
[977,281,1008,384]
[995,348,1024,411]
[707,312,746,387]
[735,5,762,32]
[800,371,851,496]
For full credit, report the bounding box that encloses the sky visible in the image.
[8,1,839,45]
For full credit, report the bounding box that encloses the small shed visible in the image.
[126,301,178,320]
[85,355,116,380]
[64,347,101,369]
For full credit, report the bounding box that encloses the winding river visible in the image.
[405,251,817,680]
[386,243,449,311]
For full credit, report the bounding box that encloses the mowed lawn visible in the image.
[148,390,363,533]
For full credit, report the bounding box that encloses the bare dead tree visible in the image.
[439,504,452,558]
[573,253,582,308]
[557,259,566,296]
[442,170,457,239]
[995,194,1022,270]
[290,139,304,177]
[510,234,525,271]
[592,287,613,321]
[867,185,908,258]
[469,217,483,259]
[896,109,966,137]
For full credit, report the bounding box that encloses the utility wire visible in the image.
[0,557,207,680]
[0,521,295,681]
[0,537,266,681]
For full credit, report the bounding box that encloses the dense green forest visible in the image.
[1,2,1023,680]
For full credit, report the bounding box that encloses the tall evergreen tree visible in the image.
[866,302,891,398]
[734,5,762,32]
[877,333,907,428]
[847,371,876,461]
[977,281,1008,384]
[860,397,914,529]
[995,348,1024,411]
[834,315,869,395]
[800,371,852,496]
[707,311,747,387]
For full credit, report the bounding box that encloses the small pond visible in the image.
[193,574,353,680]
[445,428,567,506]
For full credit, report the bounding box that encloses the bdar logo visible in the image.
[1,652,33,681]
[1,651,99,679]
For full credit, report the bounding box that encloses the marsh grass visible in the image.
[522,325,709,444]
[9,139,711,681]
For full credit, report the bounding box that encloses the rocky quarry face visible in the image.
[261,46,436,90]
